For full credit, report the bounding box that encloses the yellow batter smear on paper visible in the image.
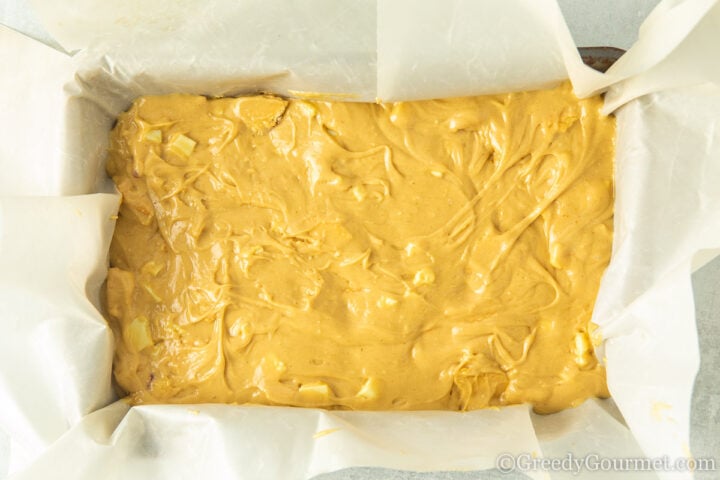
[105,82,614,413]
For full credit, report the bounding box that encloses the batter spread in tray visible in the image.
[106,82,614,413]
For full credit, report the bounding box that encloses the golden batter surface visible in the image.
[106,83,614,413]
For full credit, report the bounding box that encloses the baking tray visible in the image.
[579,46,625,72]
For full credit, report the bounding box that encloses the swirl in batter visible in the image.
[106,82,614,413]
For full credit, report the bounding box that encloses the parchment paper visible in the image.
[1,0,719,478]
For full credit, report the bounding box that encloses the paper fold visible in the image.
[0,195,119,454]
[7,403,547,480]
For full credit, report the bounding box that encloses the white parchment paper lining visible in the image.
[1,0,719,478]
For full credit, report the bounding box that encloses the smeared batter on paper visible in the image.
[106,83,614,413]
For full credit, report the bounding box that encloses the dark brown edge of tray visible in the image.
[579,46,626,73]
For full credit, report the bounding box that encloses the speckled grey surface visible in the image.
[689,257,720,478]
[1,1,717,479]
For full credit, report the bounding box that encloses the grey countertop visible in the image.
[0,0,717,479]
